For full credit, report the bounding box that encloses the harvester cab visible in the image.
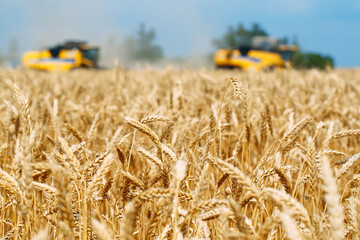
[22,41,99,71]
[277,44,298,68]
[213,36,298,71]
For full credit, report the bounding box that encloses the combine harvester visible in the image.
[214,36,298,71]
[22,41,99,71]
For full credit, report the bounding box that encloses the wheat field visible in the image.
[0,67,360,240]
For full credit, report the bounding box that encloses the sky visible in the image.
[0,0,359,67]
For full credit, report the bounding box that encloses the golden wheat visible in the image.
[0,68,359,239]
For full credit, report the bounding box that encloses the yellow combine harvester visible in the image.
[22,41,99,71]
[214,36,298,71]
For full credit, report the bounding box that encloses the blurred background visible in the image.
[0,0,359,69]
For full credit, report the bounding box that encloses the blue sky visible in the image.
[0,0,359,67]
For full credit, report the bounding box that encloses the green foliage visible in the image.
[0,50,5,63]
[0,50,9,66]
[125,23,163,62]
[278,37,289,45]
[213,23,268,49]
[294,52,334,70]
[9,38,19,67]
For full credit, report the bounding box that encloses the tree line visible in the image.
[106,22,335,69]
[0,38,19,67]
[1,23,334,69]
